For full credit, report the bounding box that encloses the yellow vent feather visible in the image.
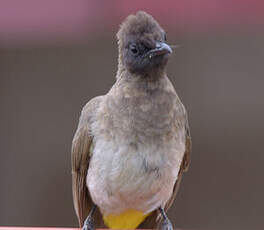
[103,209,151,229]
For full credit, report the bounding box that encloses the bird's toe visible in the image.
[161,219,173,230]
[82,217,94,230]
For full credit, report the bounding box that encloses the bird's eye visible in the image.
[130,44,139,56]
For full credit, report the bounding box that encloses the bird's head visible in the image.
[117,11,172,78]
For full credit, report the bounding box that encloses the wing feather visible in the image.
[164,114,192,212]
[71,96,103,227]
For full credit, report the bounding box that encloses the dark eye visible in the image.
[129,44,139,56]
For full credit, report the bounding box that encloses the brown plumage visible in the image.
[71,11,191,230]
[72,96,105,228]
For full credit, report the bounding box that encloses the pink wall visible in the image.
[0,0,263,44]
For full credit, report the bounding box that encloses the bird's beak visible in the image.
[146,41,173,59]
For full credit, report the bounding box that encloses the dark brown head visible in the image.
[117,11,172,77]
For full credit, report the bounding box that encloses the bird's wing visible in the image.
[71,96,103,227]
[164,117,191,211]
[140,112,191,229]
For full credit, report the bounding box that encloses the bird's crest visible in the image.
[117,11,165,51]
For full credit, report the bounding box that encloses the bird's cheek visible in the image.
[124,57,137,72]
[140,57,150,68]
[152,54,169,67]
[134,57,151,73]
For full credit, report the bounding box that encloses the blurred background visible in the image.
[0,1,263,230]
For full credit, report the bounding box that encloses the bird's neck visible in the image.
[116,67,166,83]
[114,69,173,96]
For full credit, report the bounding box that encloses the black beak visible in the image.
[146,41,173,59]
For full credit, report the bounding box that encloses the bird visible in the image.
[71,11,191,230]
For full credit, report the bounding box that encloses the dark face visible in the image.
[122,33,172,75]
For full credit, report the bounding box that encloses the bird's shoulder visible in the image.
[72,95,104,148]
[78,96,104,127]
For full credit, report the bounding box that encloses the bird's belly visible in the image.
[86,137,184,216]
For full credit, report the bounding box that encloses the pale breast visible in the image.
[86,129,185,215]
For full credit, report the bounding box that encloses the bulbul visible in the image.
[72,11,191,230]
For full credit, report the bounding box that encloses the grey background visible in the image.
[0,31,263,230]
